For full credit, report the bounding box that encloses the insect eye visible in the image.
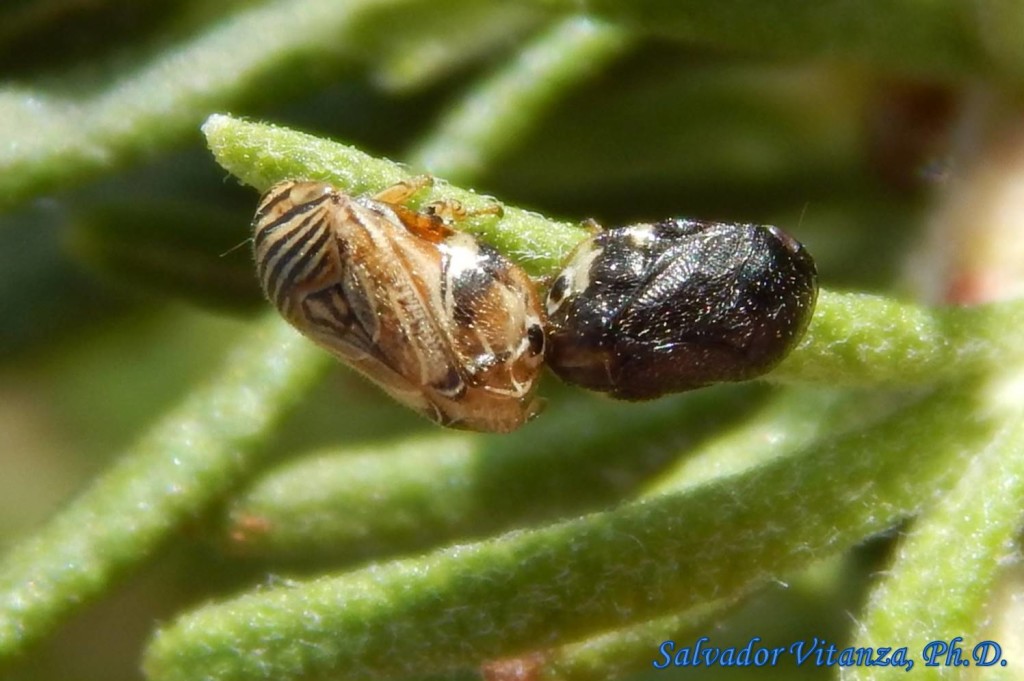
[765,224,803,255]
[527,324,545,356]
[547,275,569,306]
[431,366,467,399]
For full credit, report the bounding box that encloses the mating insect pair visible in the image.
[252,179,818,433]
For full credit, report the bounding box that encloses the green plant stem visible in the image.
[143,385,994,681]
[206,115,1024,388]
[643,386,896,494]
[537,389,913,681]
[407,16,632,180]
[0,315,329,663]
[543,598,740,681]
[364,3,544,92]
[0,0,399,209]
[772,291,1024,387]
[203,114,586,273]
[847,372,1024,681]
[221,386,759,561]
[221,386,892,563]
[520,0,984,78]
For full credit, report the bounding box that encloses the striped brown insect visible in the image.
[252,178,545,432]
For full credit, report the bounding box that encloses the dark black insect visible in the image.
[544,219,818,400]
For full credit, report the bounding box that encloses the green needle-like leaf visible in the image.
[644,386,899,494]
[408,16,632,180]
[0,316,329,662]
[221,386,760,561]
[0,0,399,209]
[847,371,1024,681]
[772,291,1024,387]
[143,386,994,681]
[544,598,741,681]
[221,385,903,564]
[203,113,586,273]
[518,0,987,78]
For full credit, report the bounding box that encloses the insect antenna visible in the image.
[796,201,810,231]
[220,236,254,258]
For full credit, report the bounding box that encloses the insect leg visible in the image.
[372,175,434,204]
[425,199,504,223]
